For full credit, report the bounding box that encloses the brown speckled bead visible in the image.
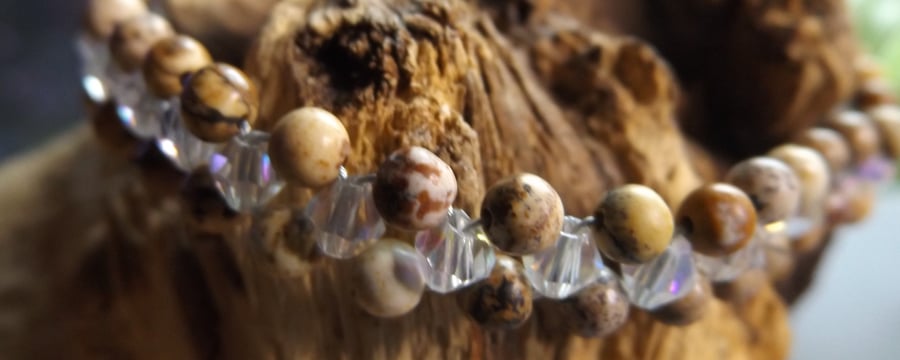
[352,239,426,318]
[676,183,757,256]
[650,275,712,326]
[793,127,851,172]
[825,110,881,164]
[269,107,351,189]
[561,279,630,337]
[768,144,830,217]
[143,35,213,98]
[867,105,900,159]
[181,63,259,142]
[109,13,174,72]
[458,255,532,329]
[481,173,564,255]
[593,184,674,264]
[725,157,800,224]
[84,0,148,39]
[374,146,458,230]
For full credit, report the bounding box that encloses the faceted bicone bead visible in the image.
[694,227,764,282]
[306,169,385,259]
[522,216,607,299]
[209,130,285,212]
[620,234,699,310]
[414,208,496,293]
[855,155,895,184]
[77,35,111,103]
[157,99,219,172]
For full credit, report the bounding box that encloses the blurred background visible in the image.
[0,0,898,359]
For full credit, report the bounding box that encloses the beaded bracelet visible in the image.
[78,0,900,336]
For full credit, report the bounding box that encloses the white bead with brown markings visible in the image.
[143,35,213,97]
[374,146,458,230]
[269,107,351,188]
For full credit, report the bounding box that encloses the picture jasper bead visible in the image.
[109,13,175,72]
[84,0,148,39]
[650,275,712,326]
[867,105,900,159]
[181,63,259,142]
[562,279,630,338]
[593,184,674,264]
[725,157,800,224]
[352,239,426,318]
[481,173,564,255]
[143,35,213,98]
[676,183,757,256]
[825,110,881,164]
[793,127,851,172]
[269,107,351,189]
[373,146,457,230]
[459,255,533,329]
[768,144,830,216]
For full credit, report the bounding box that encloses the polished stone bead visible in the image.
[459,255,533,329]
[157,99,220,172]
[352,239,427,318]
[561,273,630,338]
[414,208,496,293]
[209,131,285,212]
[620,234,698,310]
[481,173,564,255]
[593,184,674,264]
[373,146,457,230]
[522,216,606,299]
[306,169,385,259]
[725,157,800,224]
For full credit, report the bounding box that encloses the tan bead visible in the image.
[792,224,826,254]
[481,173,564,255]
[793,127,851,172]
[181,63,259,142]
[561,278,630,337]
[825,110,881,164]
[676,183,757,256]
[458,255,533,329]
[650,275,712,326]
[713,270,767,304]
[84,0,148,39]
[269,107,351,188]
[867,105,900,159]
[374,146,457,230]
[593,184,674,264]
[768,144,830,218]
[855,78,896,110]
[725,157,800,224]
[841,182,876,224]
[352,239,426,318]
[143,35,213,98]
[109,13,174,72]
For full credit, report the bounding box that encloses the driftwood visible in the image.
[0,0,862,358]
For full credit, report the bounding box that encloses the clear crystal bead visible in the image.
[694,227,765,282]
[522,216,606,299]
[621,234,699,310]
[307,169,386,259]
[855,155,896,185]
[76,34,110,103]
[414,208,496,293]
[209,131,285,212]
[157,99,219,172]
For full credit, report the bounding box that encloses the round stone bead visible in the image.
[458,255,533,329]
[109,13,175,72]
[825,110,881,164]
[481,173,564,255]
[269,107,351,188]
[352,239,427,318]
[593,184,674,264]
[181,63,259,142]
[676,183,757,256]
[84,0,148,39]
[793,127,851,172]
[650,275,712,326]
[725,157,800,224]
[373,146,458,230]
[867,105,900,159]
[143,35,213,98]
[712,270,767,304]
[855,78,896,110]
[768,144,830,216]
[562,279,630,338]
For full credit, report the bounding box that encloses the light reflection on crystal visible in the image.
[522,216,606,299]
[307,169,386,259]
[695,225,765,282]
[209,131,285,212]
[621,234,698,310]
[158,100,218,172]
[414,208,496,293]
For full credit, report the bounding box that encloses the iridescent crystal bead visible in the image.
[855,155,895,184]
[414,208,496,293]
[694,227,764,282]
[522,216,607,299]
[306,169,385,259]
[157,99,219,172]
[76,35,110,103]
[620,234,699,310]
[209,130,284,212]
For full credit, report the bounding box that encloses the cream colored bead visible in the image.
[867,105,900,159]
[825,110,881,164]
[793,127,851,172]
[269,107,351,188]
[84,0,148,39]
[481,173,564,255]
[143,35,213,98]
[725,157,800,224]
[181,63,259,142]
[374,146,457,230]
[768,144,830,218]
[109,13,174,72]
[593,184,674,264]
[352,239,426,318]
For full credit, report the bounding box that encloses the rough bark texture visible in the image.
[0,0,863,358]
